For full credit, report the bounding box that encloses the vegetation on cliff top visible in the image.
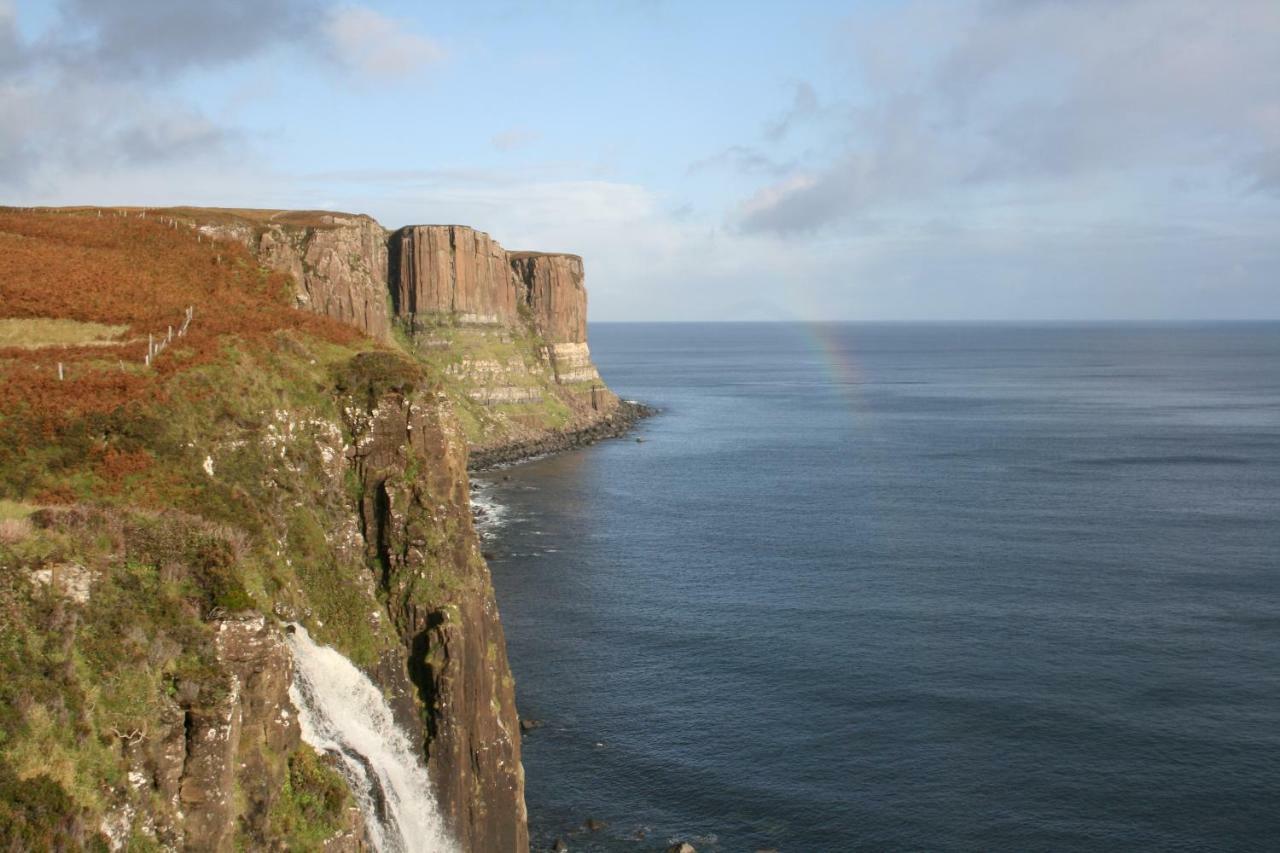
[0,207,359,421]
[0,208,433,847]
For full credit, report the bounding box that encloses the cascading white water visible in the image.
[286,624,456,853]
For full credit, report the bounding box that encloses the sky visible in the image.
[2,0,1278,321]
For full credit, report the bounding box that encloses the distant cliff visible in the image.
[390,226,588,345]
[184,212,626,461]
[384,224,619,459]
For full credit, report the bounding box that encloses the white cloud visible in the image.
[0,0,449,188]
[322,6,445,77]
[490,127,540,152]
[734,0,1280,234]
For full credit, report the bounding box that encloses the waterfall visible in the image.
[286,625,456,853]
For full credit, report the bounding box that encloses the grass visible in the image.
[0,207,359,421]
[0,500,35,520]
[0,318,128,349]
[267,748,352,846]
[0,502,34,543]
[398,319,591,444]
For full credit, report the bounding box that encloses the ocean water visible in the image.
[477,323,1280,852]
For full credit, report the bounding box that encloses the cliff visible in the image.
[172,208,394,342]
[507,252,588,344]
[388,225,618,460]
[390,225,515,326]
[341,353,525,852]
[136,211,626,461]
[390,227,588,345]
[0,206,625,850]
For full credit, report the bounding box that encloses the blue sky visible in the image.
[3,0,1278,321]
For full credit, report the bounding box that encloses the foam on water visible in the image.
[469,479,509,540]
[286,625,455,853]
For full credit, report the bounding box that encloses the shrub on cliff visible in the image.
[333,349,428,409]
[0,764,108,852]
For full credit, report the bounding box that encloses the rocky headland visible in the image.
[0,205,644,850]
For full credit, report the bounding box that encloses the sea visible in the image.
[473,323,1280,852]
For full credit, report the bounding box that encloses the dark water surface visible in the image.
[478,323,1280,852]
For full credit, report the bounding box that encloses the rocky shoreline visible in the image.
[468,400,656,471]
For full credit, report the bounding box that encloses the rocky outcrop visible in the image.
[102,613,300,852]
[340,353,527,853]
[390,228,589,347]
[258,215,391,341]
[541,341,601,384]
[386,224,614,457]
[197,213,392,341]
[170,615,297,850]
[508,252,587,344]
[468,400,653,470]
[390,225,514,325]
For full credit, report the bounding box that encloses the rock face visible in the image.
[173,615,297,850]
[103,612,302,852]
[386,223,615,461]
[389,225,591,347]
[508,252,588,344]
[258,215,391,341]
[340,354,527,853]
[390,225,515,325]
[199,213,392,341]
[541,341,601,385]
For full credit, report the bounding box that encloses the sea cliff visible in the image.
[0,205,632,850]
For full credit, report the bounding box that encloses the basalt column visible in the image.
[509,252,599,384]
[390,225,516,325]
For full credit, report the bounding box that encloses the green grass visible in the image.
[267,747,353,847]
[0,762,109,850]
[0,317,128,349]
[396,319,594,444]
[0,328,413,844]
[0,500,34,520]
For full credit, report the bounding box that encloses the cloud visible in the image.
[688,144,793,177]
[51,0,315,79]
[0,72,238,188]
[490,127,540,152]
[41,1,444,81]
[763,81,819,142]
[734,0,1280,234]
[0,1,25,73]
[322,5,445,77]
[0,1,445,187]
